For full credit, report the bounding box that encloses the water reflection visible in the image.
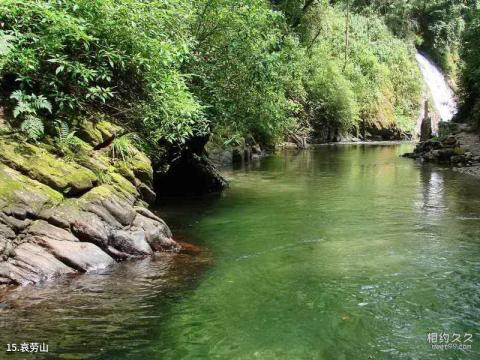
[0,253,210,358]
[1,145,479,359]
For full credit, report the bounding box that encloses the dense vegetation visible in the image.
[346,0,471,79]
[2,0,474,154]
[459,4,480,127]
[344,0,479,130]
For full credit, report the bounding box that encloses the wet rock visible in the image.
[26,220,79,242]
[101,198,136,226]
[82,187,136,226]
[401,152,420,159]
[83,202,123,229]
[0,125,184,288]
[110,230,153,257]
[137,182,156,204]
[0,140,97,196]
[0,165,63,215]
[13,243,76,280]
[71,214,110,248]
[3,206,28,220]
[450,155,465,164]
[209,149,233,167]
[276,142,298,149]
[133,207,163,223]
[38,238,115,272]
[132,214,176,251]
[38,203,79,229]
[130,152,154,185]
[0,262,40,285]
[0,237,14,259]
[252,144,262,155]
[106,246,133,261]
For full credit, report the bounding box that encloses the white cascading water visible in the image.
[415,52,457,122]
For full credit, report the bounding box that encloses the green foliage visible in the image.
[304,50,359,135]
[10,91,52,119]
[0,30,15,72]
[10,90,52,141]
[111,134,136,162]
[347,0,473,78]
[188,0,305,145]
[1,0,425,149]
[0,0,202,146]
[298,4,421,137]
[55,121,81,155]
[94,169,113,185]
[459,8,480,127]
[19,115,44,142]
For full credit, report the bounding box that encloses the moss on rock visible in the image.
[0,164,63,213]
[0,139,97,196]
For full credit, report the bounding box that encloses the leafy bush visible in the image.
[459,10,480,127]
[300,4,421,136]
[0,0,203,146]
[187,0,305,145]
[0,0,424,150]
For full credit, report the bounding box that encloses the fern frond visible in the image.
[32,95,52,113]
[0,31,14,56]
[20,116,44,141]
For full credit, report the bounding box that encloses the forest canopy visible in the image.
[0,0,477,151]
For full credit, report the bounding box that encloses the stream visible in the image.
[0,144,479,359]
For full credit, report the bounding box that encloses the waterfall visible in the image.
[415,52,457,122]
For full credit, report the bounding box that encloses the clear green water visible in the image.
[1,144,480,359]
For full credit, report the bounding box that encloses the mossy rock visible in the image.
[110,173,138,199]
[81,183,135,205]
[96,120,122,140]
[129,151,153,185]
[75,149,111,175]
[0,164,63,213]
[77,121,104,146]
[77,120,122,147]
[114,161,136,183]
[0,139,97,196]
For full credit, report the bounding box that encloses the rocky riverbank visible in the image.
[402,123,480,177]
[0,120,191,288]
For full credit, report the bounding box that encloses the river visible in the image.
[1,144,479,359]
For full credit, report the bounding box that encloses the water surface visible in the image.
[1,144,480,359]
